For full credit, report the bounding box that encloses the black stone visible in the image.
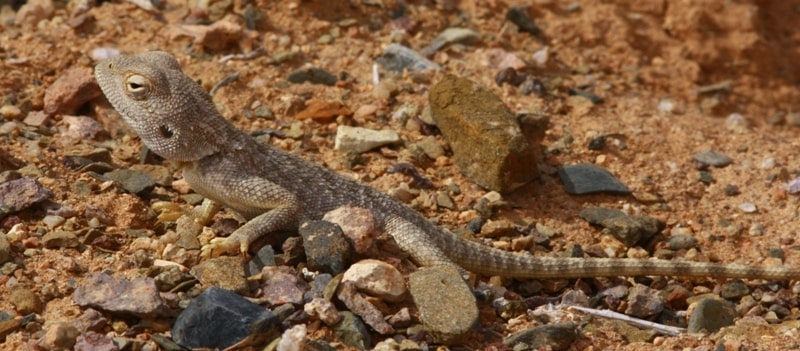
[558,164,630,195]
[172,287,279,349]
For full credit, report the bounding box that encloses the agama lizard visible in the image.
[94,51,799,280]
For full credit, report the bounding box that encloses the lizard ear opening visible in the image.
[158,125,174,138]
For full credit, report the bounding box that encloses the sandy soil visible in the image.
[1,0,800,349]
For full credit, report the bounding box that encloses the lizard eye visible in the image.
[125,74,151,100]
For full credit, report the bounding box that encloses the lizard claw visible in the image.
[200,236,252,259]
[200,237,239,259]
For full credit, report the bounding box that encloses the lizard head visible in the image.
[94,51,222,162]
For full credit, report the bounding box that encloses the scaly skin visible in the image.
[94,51,799,280]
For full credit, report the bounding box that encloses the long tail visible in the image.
[446,234,799,279]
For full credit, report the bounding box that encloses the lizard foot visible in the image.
[200,237,249,259]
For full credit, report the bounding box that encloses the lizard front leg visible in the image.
[196,176,302,258]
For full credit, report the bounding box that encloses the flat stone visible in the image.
[408,266,478,344]
[334,126,401,154]
[172,286,279,349]
[72,273,170,318]
[429,75,538,192]
[693,150,733,168]
[558,164,630,195]
[103,169,155,195]
[579,207,664,247]
[287,67,337,86]
[377,44,441,72]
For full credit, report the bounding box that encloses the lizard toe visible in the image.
[201,237,238,258]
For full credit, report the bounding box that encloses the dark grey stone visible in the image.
[299,220,353,275]
[688,297,736,333]
[172,286,279,349]
[287,67,337,86]
[558,164,630,195]
[503,322,577,351]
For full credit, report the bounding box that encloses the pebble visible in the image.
[90,47,120,61]
[657,98,676,113]
[336,281,394,334]
[0,105,21,119]
[720,280,749,299]
[276,324,306,351]
[558,164,631,195]
[503,322,577,351]
[73,309,109,334]
[38,322,79,351]
[505,6,543,39]
[334,126,400,154]
[42,230,79,248]
[247,244,276,276]
[697,171,715,184]
[693,150,733,168]
[190,256,248,295]
[688,297,736,333]
[73,273,170,317]
[172,286,280,349]
[420,27,480,56]
[0,177,54,216]
[299,220,353,275]
[43,66,101,116]
[429,75,538,192]
[74,330,116,351]
[322,206,378,255]
[103,169,155,195]
[333,311,372,351]
[377,44,441,72]
[408,266,478,344]
[294,100,352,122]
[303,297,341,326]
[166,20,243,52]
[667,234,698,250]
[480,219,517,238]
[9,286,42,315]
[412,135,445,159]
[724,184,740,196]
[61,115,107,143]
[579,207,663,247]
[739,202,757,213]
[625,284,664,318]
[436,192,455,210]
[0,233,10,264]
[342,259,406,302]
[787,176,800,194]
[287,67,338,86]
[15,0,54,27]
[786,112,800,126]
[261,267,307,306]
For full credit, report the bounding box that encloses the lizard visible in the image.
[94,51,800,280]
